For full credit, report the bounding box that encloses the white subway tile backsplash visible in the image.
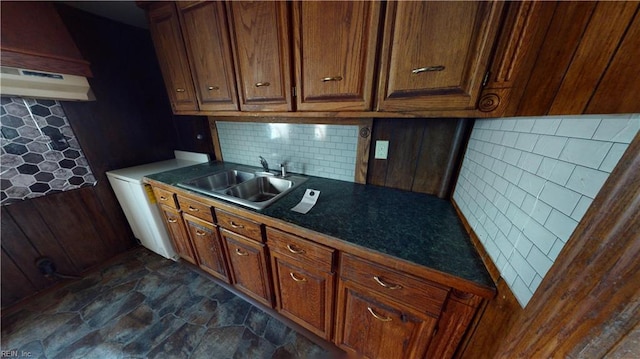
[556,117,601,139]
[502,131,519,147]
[501,262,518,287]
[548,238,565,260]
[521,219,557,254]
[545,209,578,241]
[532,135,568,158]
[592,116,639,143]
[512,276,534,307]
[515,133,539,152]
[514,234,533,257]
[517,152,544,173]
[531,118,562,135]
[518,171,546,196]
[539,181,581,216]
[566,166,609,198]
[510,249,537,286]
[571,196,592,222]
[536,157,576,186]
[527,245,554,277]
[559,138,612,169]
[217,121,358,182]
[513,118,536,132]
[599,143,627,172]
[454,114,635,307]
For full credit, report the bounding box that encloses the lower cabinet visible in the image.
[159,204,197,265]
[270,254,335,339]
[267,227,336,340]
[335,280,439,359]
[220,228,273,307]
[183,213,229,283]
[150,185,488,358]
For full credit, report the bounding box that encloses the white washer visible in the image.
[106,150,209,260]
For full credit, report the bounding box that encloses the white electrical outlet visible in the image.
[374,140,389,159]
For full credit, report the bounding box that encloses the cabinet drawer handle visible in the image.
[159,196,168,201]
[290,272,307,282]
[373,276,402,290]
[195,230,206,236]
[321,76,343,82]
[176,88,186,92]
[255,82,270,87]
[367,307,392,322]
[411,65,445,74]
[235,248,249,256]
[286,244,304,254]
[167,218,177,223]
[187,206,199,212]
[229,221,244,229]
[207,86,219,90]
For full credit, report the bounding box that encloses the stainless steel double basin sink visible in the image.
[176,168,307,210]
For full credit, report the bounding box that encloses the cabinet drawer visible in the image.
[340,253,449,316]
[266,227,334,272]
[215,209,263,241]
[177,195,213,222]
[153,187,177,209]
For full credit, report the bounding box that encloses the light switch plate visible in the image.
[375,140,389,159]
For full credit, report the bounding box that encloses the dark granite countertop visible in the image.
[146,162,494,290]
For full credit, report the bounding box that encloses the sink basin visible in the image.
[178,170,255,192]
[177,168,307,210]
[225,176,293,202]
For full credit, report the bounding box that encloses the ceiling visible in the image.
[63,1,148,29]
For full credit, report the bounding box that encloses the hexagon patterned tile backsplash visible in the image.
[1,97,96,205]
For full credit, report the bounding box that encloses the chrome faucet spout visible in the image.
[259,156,269,172]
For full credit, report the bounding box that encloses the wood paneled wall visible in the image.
[0,5,180,309]
[367,118,471,198]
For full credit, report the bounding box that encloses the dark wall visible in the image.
[367,118,472,198]
[1,5,182,308]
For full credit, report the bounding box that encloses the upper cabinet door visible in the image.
[377,1,504,112]
[293,1,381,111]
[227,2,292,112]
[147,3,198,112]
[177,1,238,111]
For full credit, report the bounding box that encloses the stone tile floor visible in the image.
[1,248,331,359]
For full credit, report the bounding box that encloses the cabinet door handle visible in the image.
[255,82,270,87]
[373,276,402,290]
[187,206,199,212]
[411,65,445,74]
[167,218,177,223]
[208,86,219,90]
[321,76,343,82]
[176,88,186,92]
[195,230,206,236]
[229,221,244,229]
[235,248,249,256]
[290,272,307,282]
[286,244,304,254]
[367,307,392,322]
[159,196,168,201]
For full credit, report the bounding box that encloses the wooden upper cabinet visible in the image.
[227,2,292,111]
[376,1,504,112]
[177,1,238,111]
[147,3,198,112]
[293,1,381,111]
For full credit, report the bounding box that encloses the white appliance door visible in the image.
[108,176,178,260]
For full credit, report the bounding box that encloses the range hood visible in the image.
[0,66,94,101]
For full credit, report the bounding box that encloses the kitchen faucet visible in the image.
[259,156,287,177]
[259,156,269,172]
